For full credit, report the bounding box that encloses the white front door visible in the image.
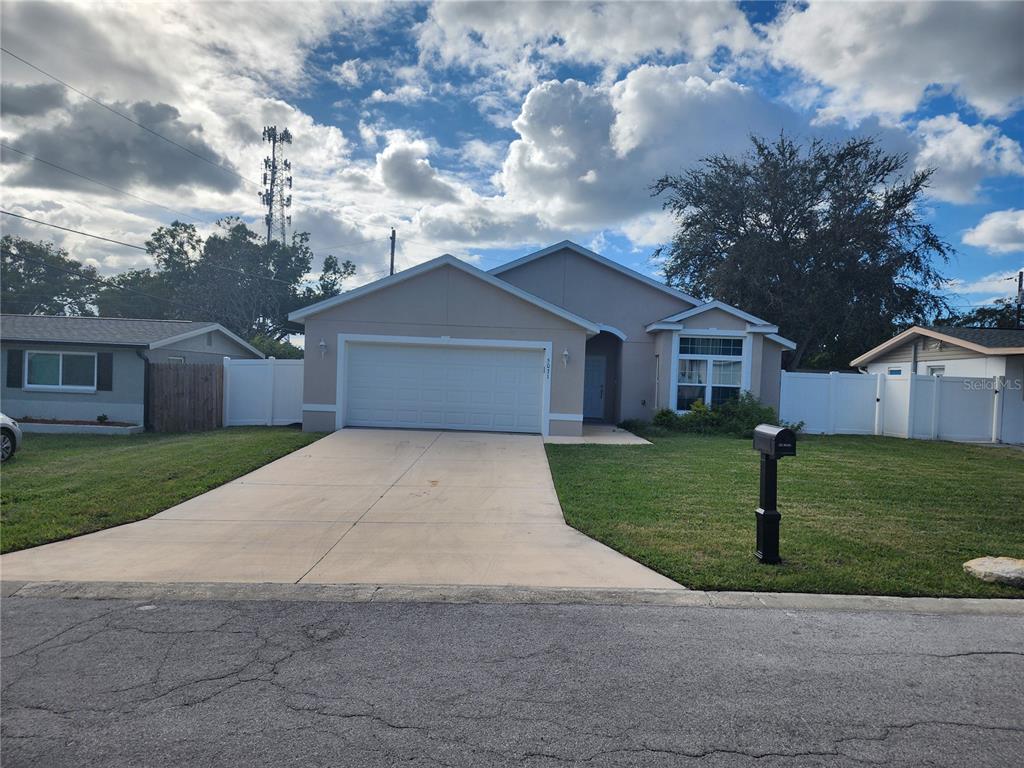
[344,342,546,433]
[583,355,606,419]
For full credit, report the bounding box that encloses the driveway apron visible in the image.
[0,429,679,589]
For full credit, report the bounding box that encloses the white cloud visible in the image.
[963,209,1024,254]
[766,1,1024,121]
[329,59,364,88]
[368,84,430,104]
[416,1,756,100]
[915,115,1024,203]
[946,267,1024,302]
[496,66,798,229]
[377,138,461,203]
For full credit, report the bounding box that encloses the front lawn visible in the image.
[0,427,324,553]
[546,434,1024,598]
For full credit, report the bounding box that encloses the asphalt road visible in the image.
[2,596,1022,767]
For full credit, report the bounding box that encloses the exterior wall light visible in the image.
[318,338,328,360]
[562,349,570,367]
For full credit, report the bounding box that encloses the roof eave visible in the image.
[848,326,1022,367]
[288,253,601,334]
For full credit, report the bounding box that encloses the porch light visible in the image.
[562,349,570,367]
[318,338,328,359]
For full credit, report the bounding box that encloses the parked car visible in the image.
[1,413,23,462]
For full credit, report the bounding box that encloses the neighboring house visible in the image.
[851,326,1024,380]
[289,241,794,437]
[1,315,262,425]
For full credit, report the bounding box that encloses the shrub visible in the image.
[96,414,109,423]
[647,393,801,438]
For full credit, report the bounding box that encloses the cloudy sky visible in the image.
[1,0,1022,312]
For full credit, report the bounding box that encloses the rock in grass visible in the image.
[963,557,1024,588]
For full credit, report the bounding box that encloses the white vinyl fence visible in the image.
[780,371,1022,445]
[223,357,303,426]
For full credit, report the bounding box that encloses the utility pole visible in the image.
[387,228,395,276]
[260,126,292,244]
[1016,270,1023,329]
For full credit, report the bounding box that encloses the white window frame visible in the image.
[671,331,751,412]
[166,356,186,364]
[23,350,98,393]
[926,365,945,377]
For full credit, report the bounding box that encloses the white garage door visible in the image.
[344,342,546,433]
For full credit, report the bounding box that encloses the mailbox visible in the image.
[753,425,796,459]
[752,424,797,564]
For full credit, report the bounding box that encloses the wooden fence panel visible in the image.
[147,363,223,432]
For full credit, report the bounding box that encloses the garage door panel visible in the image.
[345,342,545,434]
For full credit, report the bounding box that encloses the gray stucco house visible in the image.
[290,241,795,437]
[1,315,262,425]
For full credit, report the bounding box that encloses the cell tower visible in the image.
[260,126,292,244]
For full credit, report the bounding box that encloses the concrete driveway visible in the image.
[0,429,678,589]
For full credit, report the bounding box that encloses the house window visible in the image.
[24,351,97,392]
[887,367,903,376]
[166,356,186,364]
[676,336,743,411]
[926,365,945,377]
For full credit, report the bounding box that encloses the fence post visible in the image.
[266,357,276,426]
[930,375,941,440]
[905,373,916,439]
[222,357,231,427]
[827,371,838,435]
[874,373,884,436]
[992,376,1004,444]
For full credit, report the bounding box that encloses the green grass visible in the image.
[546,434,1024,598]
[0,427,324,553]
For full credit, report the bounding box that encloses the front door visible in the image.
[583,355,606,420]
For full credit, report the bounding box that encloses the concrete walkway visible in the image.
[0,429,677,589]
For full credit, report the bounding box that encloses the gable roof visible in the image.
[0,314,263,357]
[489,240,703,307]
[643,300,797,350]
[288,253,601,333]
[651,300,773,328]
[850,325,1024,367]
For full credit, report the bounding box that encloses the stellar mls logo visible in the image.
[962,378,1023,391]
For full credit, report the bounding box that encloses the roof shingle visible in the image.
[927,326,1024,350]
[0,315,217,347]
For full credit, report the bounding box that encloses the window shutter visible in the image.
[96,352,113,391]
[6,350,23,389]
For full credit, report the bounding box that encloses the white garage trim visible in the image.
[302,403,337,412]
[335,334,553,435]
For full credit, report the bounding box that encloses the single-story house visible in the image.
[851,326,1024,380]
[1,315,262,425]
[289,240,795,437]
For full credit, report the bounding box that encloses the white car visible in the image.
[1,414,23,462]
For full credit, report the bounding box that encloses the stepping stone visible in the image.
[963,557,1024,588]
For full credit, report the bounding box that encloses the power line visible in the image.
[1,210,148,251]
[2,248,207,315]
[1,209,340,289]
[1,143,210,225]
[1,46,260,190]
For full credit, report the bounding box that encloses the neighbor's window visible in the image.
[676,336,744,411]
[887,367,903,376]
[927,365,945,377]
[166,356,186,364]
[25,351,97,392]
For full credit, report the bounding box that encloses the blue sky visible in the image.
[2,1,1022,312]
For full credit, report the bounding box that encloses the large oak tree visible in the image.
[653,135,951,369]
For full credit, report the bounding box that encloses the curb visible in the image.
[2,580,1022,615]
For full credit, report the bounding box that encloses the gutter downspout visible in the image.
[654,353,660,414]
[911,339,919,376]
[137,349,151,431]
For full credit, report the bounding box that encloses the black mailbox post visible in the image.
[752,424,797,564]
